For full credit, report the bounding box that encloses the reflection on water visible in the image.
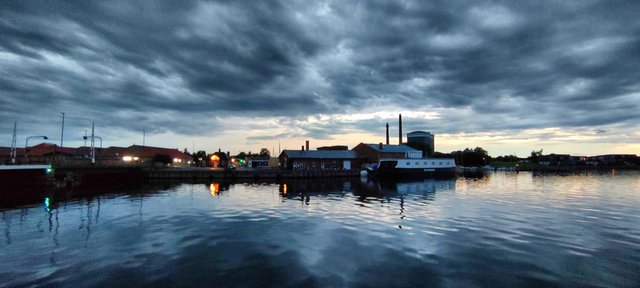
[1,171,640,287]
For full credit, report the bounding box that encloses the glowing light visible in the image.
[46,168,53,174]
[283,184,288,195]
[209,183,220,196]
[123,156,133,161]
[133,156,139,161]
[211,155,220,161]
[173,158,182,163]
[44,197,50,211]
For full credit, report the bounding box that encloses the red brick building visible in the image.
[352,143,422,164]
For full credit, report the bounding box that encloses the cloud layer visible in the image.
[2,0,639,154]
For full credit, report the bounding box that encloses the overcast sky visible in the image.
[2,0,639,156]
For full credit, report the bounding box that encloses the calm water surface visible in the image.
[1,171,639,287]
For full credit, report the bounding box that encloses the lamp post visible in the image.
[60,112,65,147]
[10,122,17,164]
[25,136,48,160]
[83,136,103,148]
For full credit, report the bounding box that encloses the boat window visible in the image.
[406,162,410,166]
[432,162,435,165]
[416,162,419,165]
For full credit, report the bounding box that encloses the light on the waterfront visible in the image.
[211,155,220,161]
[122,156,132,161]
[173,158,182,163]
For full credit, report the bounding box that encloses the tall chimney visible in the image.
[301,145,305,151]
[386,123,389,145]
[305,140,309,151]
[398,114,403,144]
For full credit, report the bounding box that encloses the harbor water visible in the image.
[1,171,639,287]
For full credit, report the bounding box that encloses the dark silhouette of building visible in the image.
[407,131,435,156]
[278,150,362,170]
[352,143,422,164]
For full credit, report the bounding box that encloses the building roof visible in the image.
[362,144,419,153]
[280,150,360,159]
[26,143,76,156]
[407,131,433,136]
[125,145,190,160]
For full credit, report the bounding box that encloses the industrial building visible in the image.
[352,143,422,164]
[407,131,435,156]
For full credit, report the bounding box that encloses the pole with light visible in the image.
[25,136,48,160]
[60,112,65,147]
[10,122,17,164]
[83,135,102,148]
[91,121,95,164]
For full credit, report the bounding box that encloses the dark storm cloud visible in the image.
[1,0,639,140]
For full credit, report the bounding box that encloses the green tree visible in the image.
[259,148,270,158]
[236,152,247,160]
[194,150,207,166]
[530,149,543,164]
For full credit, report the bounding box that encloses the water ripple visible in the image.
[1,172,640,287]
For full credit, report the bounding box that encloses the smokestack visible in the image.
[379,142,383,150]
[399,114,403,144]
[305,140,309,151]
[386,123,389,145]
[301,145,304,151]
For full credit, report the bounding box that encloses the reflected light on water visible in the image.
[44,197,50,211]
[209,183,220,197]
[1,172,639,287]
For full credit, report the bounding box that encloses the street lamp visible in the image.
[25,136,48,160]
[60,112,65,147]
[83,136,103,148]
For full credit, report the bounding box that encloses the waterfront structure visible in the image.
[209,151,229,168]
[120,145,190,165]
[278,150,362,170]
[245,152,270,167]
[407,131,435,156]
[6,143,76,164]
[365,158,457,179]
[352,143,422,164]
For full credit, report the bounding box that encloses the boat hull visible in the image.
[373,167,457,179]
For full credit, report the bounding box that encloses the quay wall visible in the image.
[145,168,361,180]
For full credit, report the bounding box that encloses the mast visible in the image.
[10,122,17,164]
[91,121,95,164]
[398,114,403,144]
